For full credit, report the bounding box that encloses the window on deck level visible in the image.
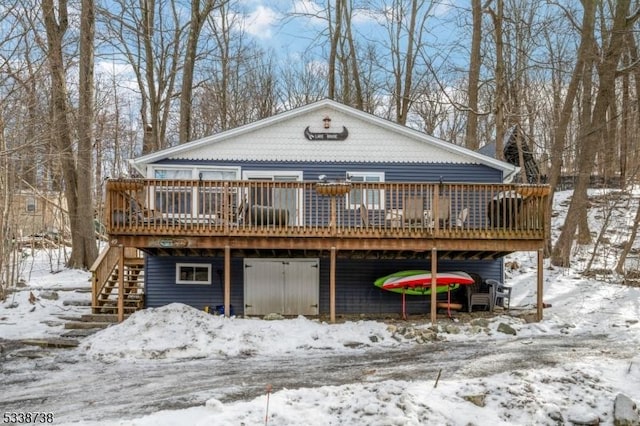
[347,172,385,210]
[151,166,240,217]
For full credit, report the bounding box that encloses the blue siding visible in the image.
[145,256,244,313]
[145,254,503,316]
[153,159,504,184]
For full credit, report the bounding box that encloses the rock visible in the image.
[39,290,59,301]
[613,393,640,426]
[403,329,416,339]
[462,393,486,407]
[470,318,490,328]
[547,407,564,422]
[419,329,438,342]
[497,323,517,335]
[368,335,379,343]
[63,300,91,306]
[443,324,460,334]
[567,411,600,425]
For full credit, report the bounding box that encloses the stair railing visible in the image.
[90,245,123,310]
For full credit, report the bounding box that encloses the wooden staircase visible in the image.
[91,246,145,316]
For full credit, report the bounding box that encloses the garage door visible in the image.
[244,259,319,316]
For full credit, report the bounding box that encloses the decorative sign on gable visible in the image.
[304,115,349,141]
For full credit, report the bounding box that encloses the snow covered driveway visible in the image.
[0,332,631,424]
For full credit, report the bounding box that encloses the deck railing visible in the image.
[104,179,550,240]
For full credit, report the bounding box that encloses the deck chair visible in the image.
[359,203,370,226]
[454,208,469,227]
[466,273,494,312]
[436,196,450,227]
[486,279,511,309]
[111,192,164,226]
[404,195,424,226]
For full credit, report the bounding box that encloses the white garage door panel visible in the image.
[244,260,283,315]
[283,261,319,316]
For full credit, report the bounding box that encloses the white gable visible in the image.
[131,100,516,179]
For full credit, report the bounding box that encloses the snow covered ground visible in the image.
[1,189,640,425]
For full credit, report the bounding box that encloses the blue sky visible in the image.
[239,0,461,58]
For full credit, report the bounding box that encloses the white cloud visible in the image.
[243,5,281,39]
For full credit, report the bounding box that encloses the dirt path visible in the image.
[0,333,632,424]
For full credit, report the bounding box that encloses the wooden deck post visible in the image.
[537,248,544,321]
[430,247,437,324]
[224,245,231,318]
[117,244,124,323]
[330,247,336,323]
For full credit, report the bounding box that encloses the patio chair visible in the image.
[455,208,469,227]
[466,273,494,312]
[486,279,512,309]
[360,203,370,226]
[403,195,424,226]
[436,196,450,227]
[112,193,170,226]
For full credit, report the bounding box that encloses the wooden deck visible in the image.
[104,179,550,258]
[99,179,550,323]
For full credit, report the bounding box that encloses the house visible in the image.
[92,99,549,322]
[7,190,69,246]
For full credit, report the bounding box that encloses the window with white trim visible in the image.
[346,172,385,210]
[149,166,241,217]
[176,263,212,284]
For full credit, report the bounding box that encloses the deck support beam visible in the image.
[537,248,543,321]
[430,247,437,324]
[117,244,124,323]
[224,245,231,318]
[330,247,336,323]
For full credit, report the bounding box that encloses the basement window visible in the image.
[176,263,212,285]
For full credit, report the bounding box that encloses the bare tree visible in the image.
[42,0,98,268]
[99,0,186,153]
[76,0,99,266]
[464,0,484,150]
[376,0,435,125]
[178,0,220,144]
[552,0,639,267]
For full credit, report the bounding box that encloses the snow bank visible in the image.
[79,303,402,360]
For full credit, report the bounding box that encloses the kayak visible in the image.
[374,270,470,295]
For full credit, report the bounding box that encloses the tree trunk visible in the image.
[491,0,505,160]
[72,0,98,268]
[43,0,97,269]
[465,0,482,150]
[327,0,342,100]
[179,0,216,144]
